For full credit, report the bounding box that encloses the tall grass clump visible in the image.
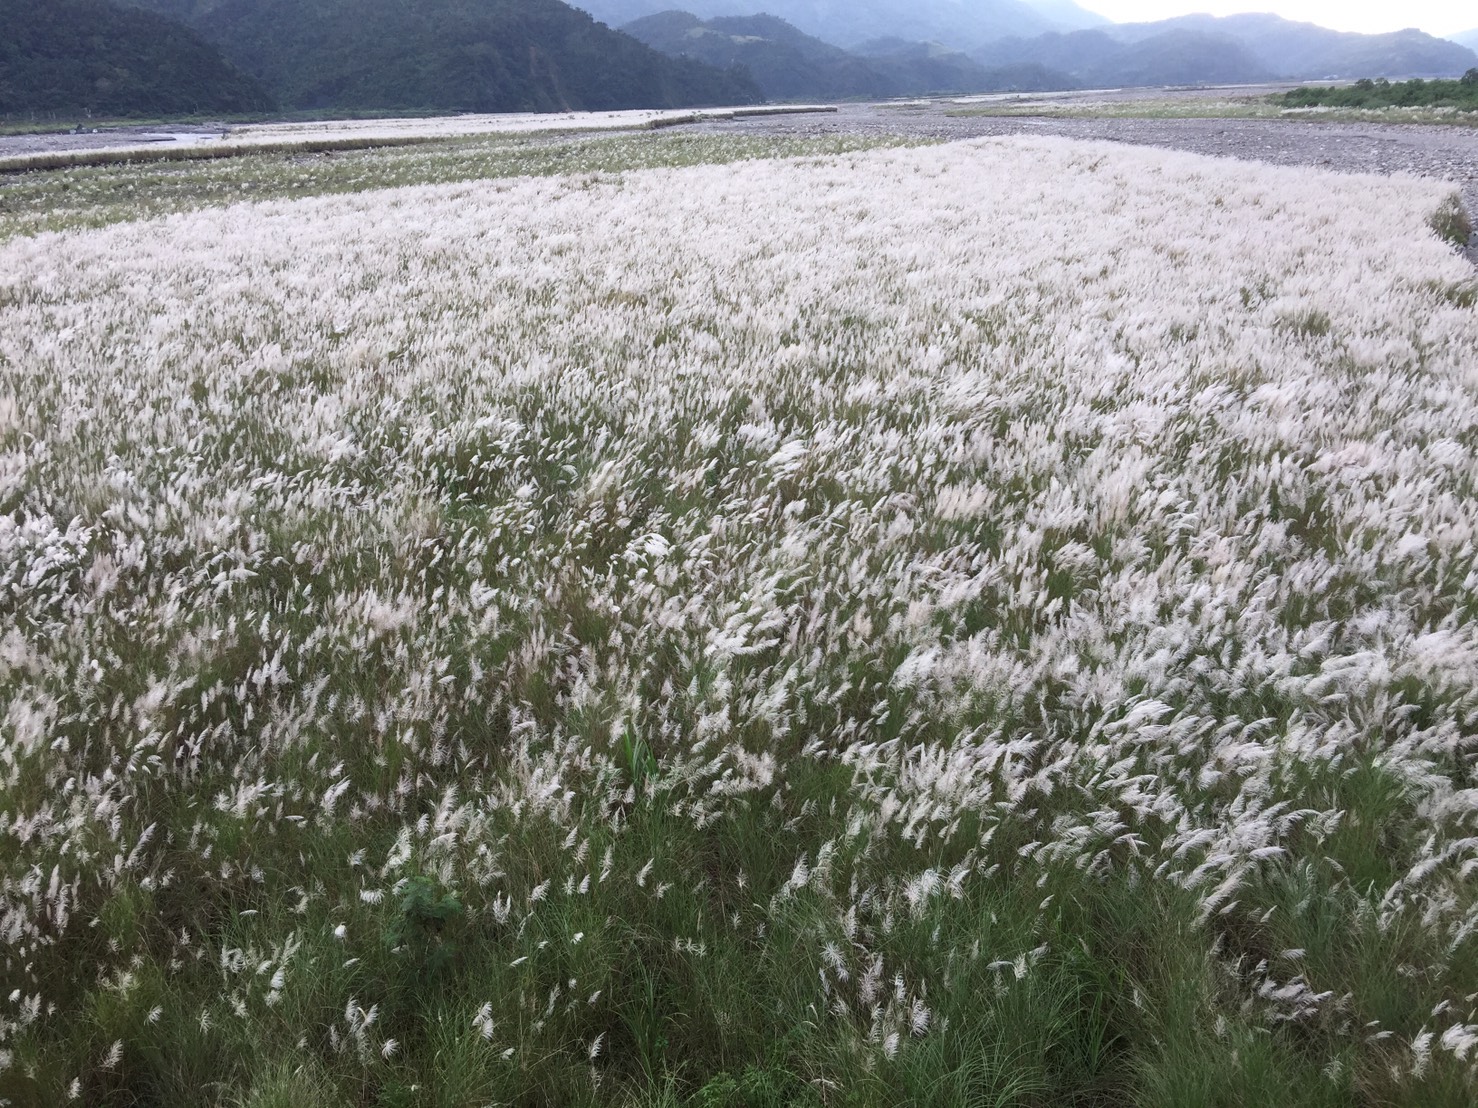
[0,136,1476,1106]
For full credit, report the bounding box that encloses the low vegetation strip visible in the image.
[1282,71,1478,112]
[0,106,840,176]
[1,138,1476,1106]
[947,93,1478,127]
[0,131,444,175]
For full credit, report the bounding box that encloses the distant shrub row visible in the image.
[1282,70,1478,111]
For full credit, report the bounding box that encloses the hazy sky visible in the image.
[1080,1,1473,36]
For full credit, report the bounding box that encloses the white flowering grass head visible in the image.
[0,135,1475,1104]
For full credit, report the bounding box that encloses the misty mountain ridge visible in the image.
[610,0,1475,86]
[623,11,1073,98]
[577,0,1108,50]
[628,2,1475,103]
[972,28,1267,86]
[1103,14,1477,79]
[974,20,1473,90]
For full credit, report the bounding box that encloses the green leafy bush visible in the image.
[383,875,464,980]
[1282,73,1478,110]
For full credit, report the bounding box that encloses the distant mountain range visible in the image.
[0,0,271,116]
[628,8,1476,101]
[586,0,1476,82]
[1450,30,1478,52]
[577,0,1107,50]
[623,12,1071,98]
[1102,15,1477,80]
[621,3,1474,98]
[973,18,1475,88]
[111,0,759,113]
[973,28,1270,86]
[4,0,1475,121]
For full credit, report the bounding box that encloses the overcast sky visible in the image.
[1080,1,1473,36]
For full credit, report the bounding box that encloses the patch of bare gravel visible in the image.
[0,124,226,157]
[683,102,1478,266]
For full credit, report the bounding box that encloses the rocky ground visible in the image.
[0,123,226,156]
[681,97,1478,265]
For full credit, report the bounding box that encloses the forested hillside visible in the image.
[624,12,888,99]
[119,0,760,112]
[0,0,272,117]
[854,38,1071,93]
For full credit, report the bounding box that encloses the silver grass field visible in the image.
[1,132,1477,1107]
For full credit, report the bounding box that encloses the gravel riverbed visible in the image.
[0,123,226,156]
